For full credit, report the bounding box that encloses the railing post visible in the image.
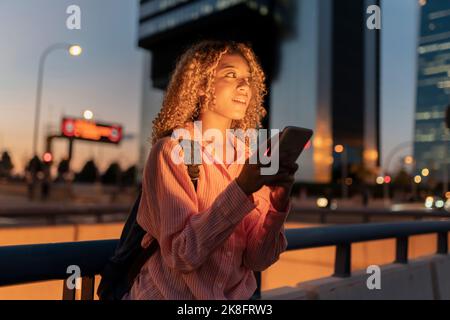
[319,212,326,224]
[334,243,351,277]
[437,232,448,254]
[395,237,408,264]
[81,276,95,300]
[62,279,76,300]
[362,214,370,223]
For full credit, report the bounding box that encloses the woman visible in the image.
[126,41,299,300]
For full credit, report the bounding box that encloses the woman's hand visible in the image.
[235,150,300,209]
[267,161,298,211]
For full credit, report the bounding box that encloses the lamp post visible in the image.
[335,144,348,199]
[32,43,82,157]
[403,155,417,200]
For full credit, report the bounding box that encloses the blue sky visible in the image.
[0,0,419,175]
[0,0,144,172]
[381,0,419,173]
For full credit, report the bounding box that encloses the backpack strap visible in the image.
[179,138,201,190]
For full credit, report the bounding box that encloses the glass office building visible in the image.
[414,0,450,184]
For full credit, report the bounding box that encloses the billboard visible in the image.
[61,117,123,144]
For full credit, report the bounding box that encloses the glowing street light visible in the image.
[83,110,94,120]
[376,176,384,185]
[421,168,430,177]
[414,175,422,184]
[69,45,83,56]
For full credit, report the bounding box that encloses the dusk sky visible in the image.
[0,0,419,175]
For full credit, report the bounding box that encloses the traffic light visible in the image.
[43,152,53,164]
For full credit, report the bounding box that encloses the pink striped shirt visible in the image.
[125,122,291,300]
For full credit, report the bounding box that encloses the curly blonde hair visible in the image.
[151,40,268,145]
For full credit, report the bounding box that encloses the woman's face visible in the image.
[206,53,253,121]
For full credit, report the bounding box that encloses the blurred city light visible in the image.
[43,152,52,163]
[421,168,429,176]
[384,176,392,184]
[316,197,329,208]
[435,199,445,209]
[425,196,434,209]
[414,175,422,184]
[83,110,94,120]
[69,45,82,56]
[446,192,450,199]
[376,176,384,184]
[334,145,344,153]
[404,156,414,165]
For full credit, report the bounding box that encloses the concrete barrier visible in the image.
[261,286,313,300]
[423,254,450,300]
[262,254,450,300]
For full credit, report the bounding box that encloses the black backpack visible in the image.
[97,139,200,300]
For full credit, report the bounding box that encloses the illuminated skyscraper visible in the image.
[414,0,450,185]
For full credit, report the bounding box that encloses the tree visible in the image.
[55,159,70,182]
[75,159,99,183]
[0,151,14,178]
[121,165,137,186]
[393,168,411,190]
[26,155,43,174]
[101,162,122,185]
[350,163,377,185]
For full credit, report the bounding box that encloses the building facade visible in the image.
[137,0,380,184]
[414,0,450,184]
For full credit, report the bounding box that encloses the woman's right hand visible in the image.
[235,150,299,196]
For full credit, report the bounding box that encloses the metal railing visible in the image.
[0,221,449,299]
[2,206,449,227]
[0,205,129,226]
[289,207,450,224]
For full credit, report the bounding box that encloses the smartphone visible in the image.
[267,126,314,163]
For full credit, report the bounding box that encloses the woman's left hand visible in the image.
[268,161,299,212]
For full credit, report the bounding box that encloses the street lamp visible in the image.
[334,144,348,199]
[69,45,82,56]
[32,43,82,157]
[83,109,94,120]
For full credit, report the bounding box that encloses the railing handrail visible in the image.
[285,221,450,250]
[0,239,117,287]
[0,204,129,217]
[290,207,450,219]
[1,221,449,289]
[1,206,448,221]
